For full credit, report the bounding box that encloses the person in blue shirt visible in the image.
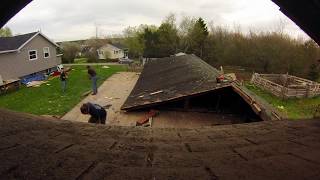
[86,66,98,95]
[80,102,107,124]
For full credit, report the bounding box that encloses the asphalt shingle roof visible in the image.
[111,43,128,50]
[0,32,37,52]
[121,54,229,111]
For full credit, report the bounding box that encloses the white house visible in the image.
[97,43,128,60]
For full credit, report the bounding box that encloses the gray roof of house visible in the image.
[0,32,59,53]
[0,32,37,52]
[111,43,128,50]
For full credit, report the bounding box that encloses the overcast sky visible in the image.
[5,0,310,42]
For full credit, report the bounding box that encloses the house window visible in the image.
[29,50,37,60]
[43,47,50,58]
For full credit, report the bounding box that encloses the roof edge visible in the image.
[0,31,59,54]
[121,84,232,111]
[18,31,59,51]
[0,49,18,54]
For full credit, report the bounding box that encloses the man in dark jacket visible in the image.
[60,68,67,93]
[86,66,98,95]
[80,102,107,124]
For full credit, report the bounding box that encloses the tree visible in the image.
[0,27,12,37]
[308,63,319,81]
[61,42,80,64]
[142,28,159,58]
[157,22,179,57]
[187,18,209,58]
[120,14,320,79]
[123,25,145,58]
[84,38,108,62]
[178,16,196,53]
[104,51,111,60]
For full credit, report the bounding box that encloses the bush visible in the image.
[61,42,80,64]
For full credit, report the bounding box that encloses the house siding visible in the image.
[0,34,60,80]
[98,44,124,60]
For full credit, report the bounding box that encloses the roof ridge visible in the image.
[0,31,38,39]
[0,31,58,53]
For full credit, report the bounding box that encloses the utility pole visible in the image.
[94,23,99,39]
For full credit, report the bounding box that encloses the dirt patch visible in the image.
[62,72,140,124]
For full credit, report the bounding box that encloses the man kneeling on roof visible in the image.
[80,102,107,124]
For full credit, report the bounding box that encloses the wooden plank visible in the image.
[231,85,262,115]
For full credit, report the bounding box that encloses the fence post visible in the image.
[314,104,320,118]
[250,73,256,84]
[306,84,310,98]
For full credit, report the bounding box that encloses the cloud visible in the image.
[5,0,309,41]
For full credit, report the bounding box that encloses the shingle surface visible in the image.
[121,55,230,110]
[0,32,37,52]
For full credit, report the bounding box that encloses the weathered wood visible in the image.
[251,73,320,99]
[232,84,262,115]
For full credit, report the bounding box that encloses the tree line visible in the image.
[53,14,320,81]
[122,14,320,80]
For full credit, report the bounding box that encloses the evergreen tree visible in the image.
[188,18,209,58]
[142,28,159,58]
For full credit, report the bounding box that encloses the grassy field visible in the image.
[73,57,119,64]
[246,83,320,120]
[74,58,88,64]
[0,65,126,116]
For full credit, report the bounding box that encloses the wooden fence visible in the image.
[251,73,320,99]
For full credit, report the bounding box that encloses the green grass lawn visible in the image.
[246,84,320,120]
[0,65,126,116]
[74,58,88,64]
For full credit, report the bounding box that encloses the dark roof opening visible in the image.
[137,86,262,125]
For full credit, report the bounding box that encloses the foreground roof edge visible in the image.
[0,0,32,28]
[271,0,320,45]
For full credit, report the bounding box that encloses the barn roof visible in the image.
[121,54,231,111]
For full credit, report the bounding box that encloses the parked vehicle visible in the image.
[119,58,133,64]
